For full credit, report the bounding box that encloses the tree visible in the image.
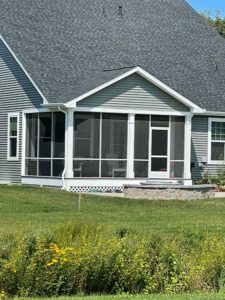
[201,12,225,38]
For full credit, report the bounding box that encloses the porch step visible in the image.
[141,180,184,186]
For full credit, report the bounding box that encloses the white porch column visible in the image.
[127,113,135,178]
[184,114,193,182]
[65,110,74,178]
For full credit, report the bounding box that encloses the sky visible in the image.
[187,0,225,17]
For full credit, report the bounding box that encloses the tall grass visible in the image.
[1,225,225,298]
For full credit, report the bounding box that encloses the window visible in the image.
[8,113,19,160]
[209,119,225,163]
[73,113,128,178]
[25,112,65,177]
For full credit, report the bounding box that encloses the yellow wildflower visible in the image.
[0,290,5,299]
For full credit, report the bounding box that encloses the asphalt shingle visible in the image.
[1,0,225,111]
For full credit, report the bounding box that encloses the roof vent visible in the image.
[102,7,106,17]
[118,4,123,16]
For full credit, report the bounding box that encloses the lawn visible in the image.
[0,185,225,236]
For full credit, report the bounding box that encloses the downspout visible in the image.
[58,106,67,190]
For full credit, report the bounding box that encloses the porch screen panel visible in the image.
[73,113,100,177]
[25,112,65,177]
[102,114,127,159]
[53,113,65,158]
[170,116,185,178]
[39,113,52,158]
[101,114,127,178]
[26,114,38,158]
[134,115,149,178]
[73,160,99,177]
[73,113,128,178]
[74,113,100,158]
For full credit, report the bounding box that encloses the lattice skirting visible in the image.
[42,185,62,190]
[69,186,124,193]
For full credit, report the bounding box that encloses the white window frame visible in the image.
[7,112,20,161]
[208,117,225,165]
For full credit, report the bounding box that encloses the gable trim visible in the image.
[0,34,48,104]
[65,66,204,113]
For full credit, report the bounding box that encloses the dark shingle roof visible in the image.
[1,0,225,111]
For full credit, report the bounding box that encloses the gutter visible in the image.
[199,110,225,117]
[41,103,66,109]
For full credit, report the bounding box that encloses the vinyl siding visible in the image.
[191,115,224,180]
[0,39,43,182]
[77,74,190,112]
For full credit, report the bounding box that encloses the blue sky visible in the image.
[187,0,225,17]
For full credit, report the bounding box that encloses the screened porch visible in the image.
[24,112,187,180]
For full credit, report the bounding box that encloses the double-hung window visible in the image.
[8,113,19,160]
[209,119,225,163]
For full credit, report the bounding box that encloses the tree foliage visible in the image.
[202,12,225,38]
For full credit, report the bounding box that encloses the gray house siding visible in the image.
[0,39,43,182]
[77,74,190,112]
[191,115,223,181]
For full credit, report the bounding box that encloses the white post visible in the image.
[21,112,26,176]
[65,110,74,178]
[127,114,135,178]
[184,114,193,183]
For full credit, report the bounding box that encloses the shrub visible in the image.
[0,226,225,297]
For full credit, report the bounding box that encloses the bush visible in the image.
[0,226,225,297]
[196,171,225,191]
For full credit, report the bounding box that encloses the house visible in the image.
[1,0,225,192]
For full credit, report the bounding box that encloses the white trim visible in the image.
[127,114,135,178]
[208,117,225,165]
[7,112,20,161]
[99,113,103,177]
[22,108,50,114]
[74,106,190,116]
[21,112,26,176]
[201,111,225,117]
[184,115,192,180]
[65,110,74,178]
[0,34,48,104]
[65,66,203,113]
[148,115,151,178]
[21,176,189,189]
[22,177,63,187]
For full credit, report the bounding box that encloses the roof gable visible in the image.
[66,67,202,112]
[76,72,190,112]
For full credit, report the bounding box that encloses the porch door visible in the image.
[149,128,169,178]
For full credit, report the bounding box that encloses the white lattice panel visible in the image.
[43,185,62,190]
[69,186,124,193]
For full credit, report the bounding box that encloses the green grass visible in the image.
[15,293,225,300]
[0,185,225,237]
